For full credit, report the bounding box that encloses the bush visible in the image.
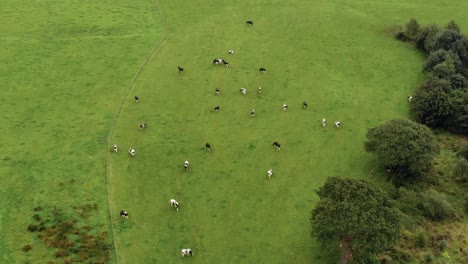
[417,189,457,221]
[424,253,434,263]
[453,157,468,182]
[415,232,429,248]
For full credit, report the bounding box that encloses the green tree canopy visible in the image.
[310,177,400,264]
[364,119,439,182]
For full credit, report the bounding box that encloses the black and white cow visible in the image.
[184,161,189,172]
[206,143,211,152]
[282,103,288,112]
[170,199,180,211]
[267,169,273,179]
[228,50,235,54]
[223,60,229,67]
[128,148,136,157]
[120,210,129,219]
[303,101,308,109]
[246,20,253,26]
[240,88,247,95]
[335,121,341,128]
[259,67,266,73]
[178,66,184,73]
[408,95,413,102]
[215,88,220,95]
[134,96,139,103]
[251,109,256,117]
[139,122,147,130]
[214,105,220,112]
[113,144,118,152]
[272,142,281,151]
[258,86,262,94]
[213,58,223,64]
[181,248,193,257]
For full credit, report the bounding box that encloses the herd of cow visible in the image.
[114,19,342,258]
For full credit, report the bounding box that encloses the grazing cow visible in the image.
[267,169,273,179]
[213,58,223,64]
[184,160,189,172]
[134,96,139,103]
[258,86,262,94]
[215,88,220,95]
[120,210,129,219]
[223,60,229,67]
[228,50,234,54]
[408,95,413,102]
[113,144,118,152]
[303,101,308,109]
[206,143,211,152]
[259,67,266,73]
[170,199,179,211]
[282,103,288,112]
[240,88,247,95]
[181,248,193,257]
[322,118,326,127]
[251,109,256,117]
[178,66,184,73]
[214,105,220,112]
[246,20,253,26]
[128,148,136,157]
[335,121,341,128]
[272,142,281,151]
[139,122,147,130]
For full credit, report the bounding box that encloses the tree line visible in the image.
[397,19,468,134]
[309,19,468,263]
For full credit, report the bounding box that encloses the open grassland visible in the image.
[1,0,468,263]
[109,0,467,263]
[0,0,164,262]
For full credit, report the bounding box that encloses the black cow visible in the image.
[134,96,139,103]
[272,142,281,151]
[259,67,266,73]
[214,105,220,112]
[178,66,184,73]
[303,101,308,109]
[246,20,253,26]
[206,143,211,152]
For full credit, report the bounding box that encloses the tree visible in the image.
[364,119,439,182]
[416,24,441,52]
[433,30,463,51]
[446,20,461,33]
[310,177,400,264]
[404,18,421,41]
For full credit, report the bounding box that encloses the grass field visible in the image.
[1,0,468,263]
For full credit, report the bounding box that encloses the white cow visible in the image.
[282,103,288,112]
[170,199,179,211]
[184,160,189,172]
[335,121,341,128]
[113,144,118,152]
[251,109,256,117]
[181,248,193,257]
[240,88,247,95]
[228,50,234,54]
[128,148,136,157]
[258,86,262,94]
[322,118,326,127]
[408,95,413,102]
[267,169,273,179]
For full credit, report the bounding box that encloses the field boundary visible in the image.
[105,0,168,262]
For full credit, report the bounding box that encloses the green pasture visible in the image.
[1,0,468,263]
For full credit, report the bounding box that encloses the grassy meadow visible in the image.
[1,0,467,263]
